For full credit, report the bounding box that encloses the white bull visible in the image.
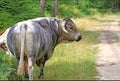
[0,17,82,80]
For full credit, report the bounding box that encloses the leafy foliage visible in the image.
[0,51,23,80]
[0,0,40,29]
[0,0,120,29]
[0,0,120,80]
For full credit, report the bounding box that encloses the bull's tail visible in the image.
[17,24,27,75]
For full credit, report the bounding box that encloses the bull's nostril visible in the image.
[76,35,82,41]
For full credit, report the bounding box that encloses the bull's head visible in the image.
[58,18,82,43]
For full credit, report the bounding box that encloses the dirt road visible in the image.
[96,19,120,80]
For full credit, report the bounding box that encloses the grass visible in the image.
[0,17,100,80]
[33,18,100,80]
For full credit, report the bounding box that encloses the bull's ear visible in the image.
[61,18,70,33]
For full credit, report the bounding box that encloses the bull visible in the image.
[0,17,82,80]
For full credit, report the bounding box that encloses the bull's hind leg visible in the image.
[28,56,35,80]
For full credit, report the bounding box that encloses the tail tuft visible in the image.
[17,62,24,75]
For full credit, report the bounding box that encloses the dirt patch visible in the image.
[96,20,120,80]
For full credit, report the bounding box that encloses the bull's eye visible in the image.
[70,27,73,30]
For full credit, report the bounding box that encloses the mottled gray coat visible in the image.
[2,17,82,80]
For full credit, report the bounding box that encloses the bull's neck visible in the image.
[55,21,63,45]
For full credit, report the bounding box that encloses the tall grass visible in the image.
[0,17,100,80]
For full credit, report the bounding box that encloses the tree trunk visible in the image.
[112,0,114,9]
[53,0,58,17]
[40,0,46,16]
[118,0,120,10]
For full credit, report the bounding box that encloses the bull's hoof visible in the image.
[24,72,29,78]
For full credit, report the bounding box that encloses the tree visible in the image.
[40,0,46,16]
[54,0,58,17]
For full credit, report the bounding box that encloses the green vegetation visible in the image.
[0,0,120,80]
[0,51,20,80]
[0,17,100,80]
[0,0,40,30]
[0,0,120,30]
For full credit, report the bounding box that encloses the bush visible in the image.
[0,0,40,29]
[0,51,22,80]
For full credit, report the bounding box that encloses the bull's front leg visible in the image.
[36,56,49,78]
[39,57,47,78]
[36,57,45,78]
[36,53,51,78]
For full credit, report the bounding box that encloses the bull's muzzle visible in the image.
[75,35,82,41]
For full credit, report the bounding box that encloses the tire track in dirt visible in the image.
[96,20,120,80]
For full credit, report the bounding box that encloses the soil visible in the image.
[96,19,120,80]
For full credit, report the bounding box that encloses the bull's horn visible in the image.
[61,20,69,33]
